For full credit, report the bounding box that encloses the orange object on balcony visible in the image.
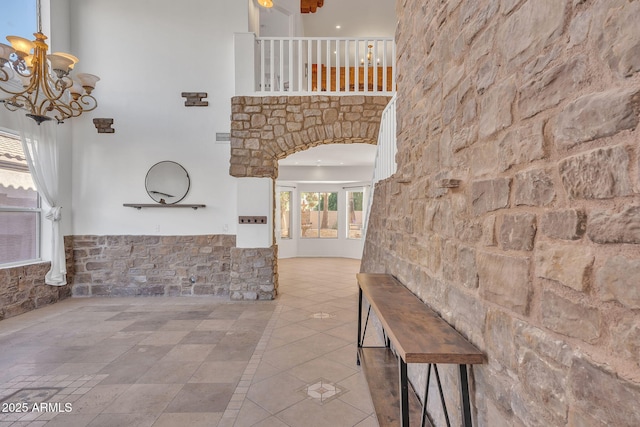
[301,0,324,13]
[311,64,394,92]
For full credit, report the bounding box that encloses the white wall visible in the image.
[67,0,249,236]
[237,177,272,248]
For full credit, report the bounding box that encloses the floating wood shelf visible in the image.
[123,203,205,210]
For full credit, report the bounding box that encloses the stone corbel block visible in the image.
[182,92,208,107]
[93,118,114,134]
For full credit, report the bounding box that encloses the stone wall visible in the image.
[230,95,391,178]
[0,237,74,320]
[362,1,640,426]
[71,235,236,297]
[230,246,277,300]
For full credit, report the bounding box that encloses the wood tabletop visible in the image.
[357,273,485,364]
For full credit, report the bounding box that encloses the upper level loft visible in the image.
[235,0,396,97]
[235,35,395,96]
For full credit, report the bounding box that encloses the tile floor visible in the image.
[0,258,378,427]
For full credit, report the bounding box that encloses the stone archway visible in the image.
[228,94,391,300]
[230,95,392,178]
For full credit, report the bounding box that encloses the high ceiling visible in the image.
[301,0,396,38]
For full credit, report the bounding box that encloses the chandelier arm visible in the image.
[0,67,37,96]
[4,93,36,112]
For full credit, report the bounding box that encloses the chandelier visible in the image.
[0,0,99,124]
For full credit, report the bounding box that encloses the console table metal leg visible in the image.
[459,364,473,427]
[357,287,363,365]
[399,358,409,427]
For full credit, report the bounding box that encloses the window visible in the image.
[3,1,37,41]
[0,131,40,265]
[300,192,338,239]
[279,191,291,239]
[346,190,364,239]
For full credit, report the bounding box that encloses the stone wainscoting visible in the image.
[70,235,276,300]
[0,237,74,320]
[362,1,640,426]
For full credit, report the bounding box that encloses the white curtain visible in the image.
[18,114,66,286]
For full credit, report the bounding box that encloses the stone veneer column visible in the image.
[229,245,277,300]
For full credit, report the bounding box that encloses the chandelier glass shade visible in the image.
[0,3,99,124]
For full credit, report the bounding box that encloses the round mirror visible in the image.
[145,161,190,204]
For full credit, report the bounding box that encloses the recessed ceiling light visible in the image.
[336,25,341,29]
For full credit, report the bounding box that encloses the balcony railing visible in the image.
[363,93,397,236]
[235,34,396,96]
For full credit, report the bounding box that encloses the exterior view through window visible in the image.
[300,192,338,238]
[347,190,364,239]
[0,131,40,265]
[279,191,291,239]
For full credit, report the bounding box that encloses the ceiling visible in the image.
[278,143,377,166]
[300,0,396,38]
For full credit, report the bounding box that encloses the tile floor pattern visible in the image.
[0,258,379,427]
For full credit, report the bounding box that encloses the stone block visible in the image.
[481,215,497,247]
[499,213,537,251]
[497,0,566,63]
[474,368,515,416]
[569,356,640,426]
[485,309,516,370]
[340,96,365,105]
[471,178,511,215]
[518,350,568,422]
[514,168,555,207]
[541,290,601,343]
[470,141,500,177]
[510,383,559,427]
[598,1,640,77]
[535,242,594,292]
[447,286,485,343]
[587,204,640,244]
[478,251,531,315]
[553,88,640,148]
[458,246,479,289]
[518,56,587,119]
[479,78,516,138]
[595,255,640,309]
[85,261,112,271]
[559,146,632,200]
[498,121,545,172]
[514,321,573,368]
[540,209,586,240]
[610,314,640,365]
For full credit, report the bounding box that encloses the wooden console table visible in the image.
[356,273,485,427]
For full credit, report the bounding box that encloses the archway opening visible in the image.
[275,143,376,260]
